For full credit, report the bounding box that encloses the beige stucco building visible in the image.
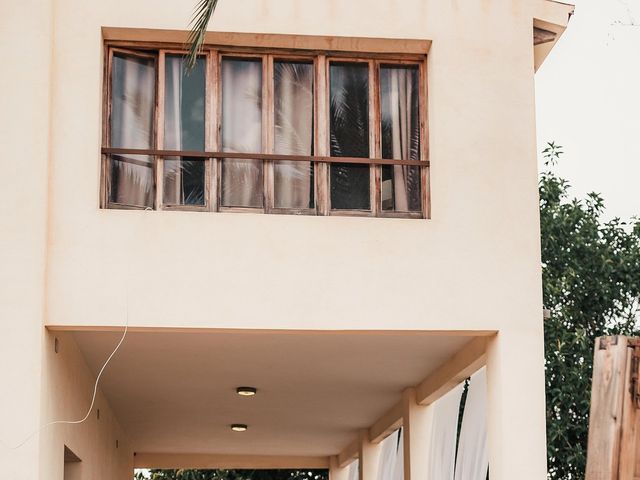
[0,0,572,478]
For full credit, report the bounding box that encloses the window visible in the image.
[102,43,429,218]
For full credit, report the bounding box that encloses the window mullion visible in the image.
[264,54,275,213]
[420,58,430,219]
[315,54,329,215]
[101,46,113,208]
[208,49,219,212]
[155,50,165,210]
[370,60,381,217]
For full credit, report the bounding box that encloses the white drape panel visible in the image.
[388,68,410,211]
[392,430,404,480]
[274,61,313,209]
[110,54,155,207]
[221,58,263,207]
[164,56,184,203]
[454,368,489,480]
[377,430,401,480]
[348,460,359,480]
[380,66,420,212]
[428,382,466,480]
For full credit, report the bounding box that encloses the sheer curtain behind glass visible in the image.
[110,53,155,207]
[163,55,206,205]
[380,66,421,212]
[221,58,263,207]
[454,368,489,480]
[274,61,314,209]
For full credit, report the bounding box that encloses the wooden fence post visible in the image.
[586,336,639,480]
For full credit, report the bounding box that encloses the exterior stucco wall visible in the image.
[39,331,134,480]
[0,0,52,477]
[45,0,541,334]
[1,0,549,478]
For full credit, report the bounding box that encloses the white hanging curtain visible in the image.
[392,430,404,480]
[380,66,420,212]
[274,61,314,209]
[377,430,401,480]
[428,382,466,480]
[221,58,263,207]
[348,459,359,480]
[110,53,155,207]
[454,368,489,480]
[163,56,184,203]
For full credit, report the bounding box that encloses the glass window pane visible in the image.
[274,61,314,209]
[110,53,156,208]
[163,157,206,206]
[163,55,206,206]
[380,65,421,212]
[329,62,370,210]
[221,58,263,208]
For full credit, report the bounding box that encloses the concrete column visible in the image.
[359,430,382,480]
[486,330,547,480]
[329,456,351,480]
[0,0,53,478]
[402,388,431,480]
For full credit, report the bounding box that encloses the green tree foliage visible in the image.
[541,142,640,479]
[135,470,327,480]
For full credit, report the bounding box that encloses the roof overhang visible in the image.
[533,0,575,71]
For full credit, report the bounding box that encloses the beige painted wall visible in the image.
[39,331,134,480]
[46,0,541,333]
[1,0,557,478]
[0,0,52,477]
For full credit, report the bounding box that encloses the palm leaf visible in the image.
[186,0,219,71]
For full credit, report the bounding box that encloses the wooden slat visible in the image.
[369,400,403,444]
[619,344,638,479]
[134,453,330,469]
[264,54,274,212]
[338,440,359,468]
[102,147,429,167]
[206,50,217,212]
[315,54,329,215]
[102,27,432,56]
[370,60,381,217]
[586,336,630,480]
[415,336,488,405]
[419,57,430,219]
[155,51,165,210]
[635,413,640,478]
[534,26,557,45]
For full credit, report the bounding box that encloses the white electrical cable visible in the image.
[1,319,129,450]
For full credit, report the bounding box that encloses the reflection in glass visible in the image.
[163,55,206,206]
[329,63,370,210]
[221,58,263,207]
[110,54,155,207]
[380,66,421,212]
[274,61,314,209]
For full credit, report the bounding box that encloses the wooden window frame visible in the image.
[101,40,430,219]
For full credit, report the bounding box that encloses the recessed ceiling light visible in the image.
[231,424,248,432]
[236,386,257,397]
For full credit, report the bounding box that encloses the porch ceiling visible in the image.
[73,329,477,458]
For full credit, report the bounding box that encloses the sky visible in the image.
[536,0,640,220]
